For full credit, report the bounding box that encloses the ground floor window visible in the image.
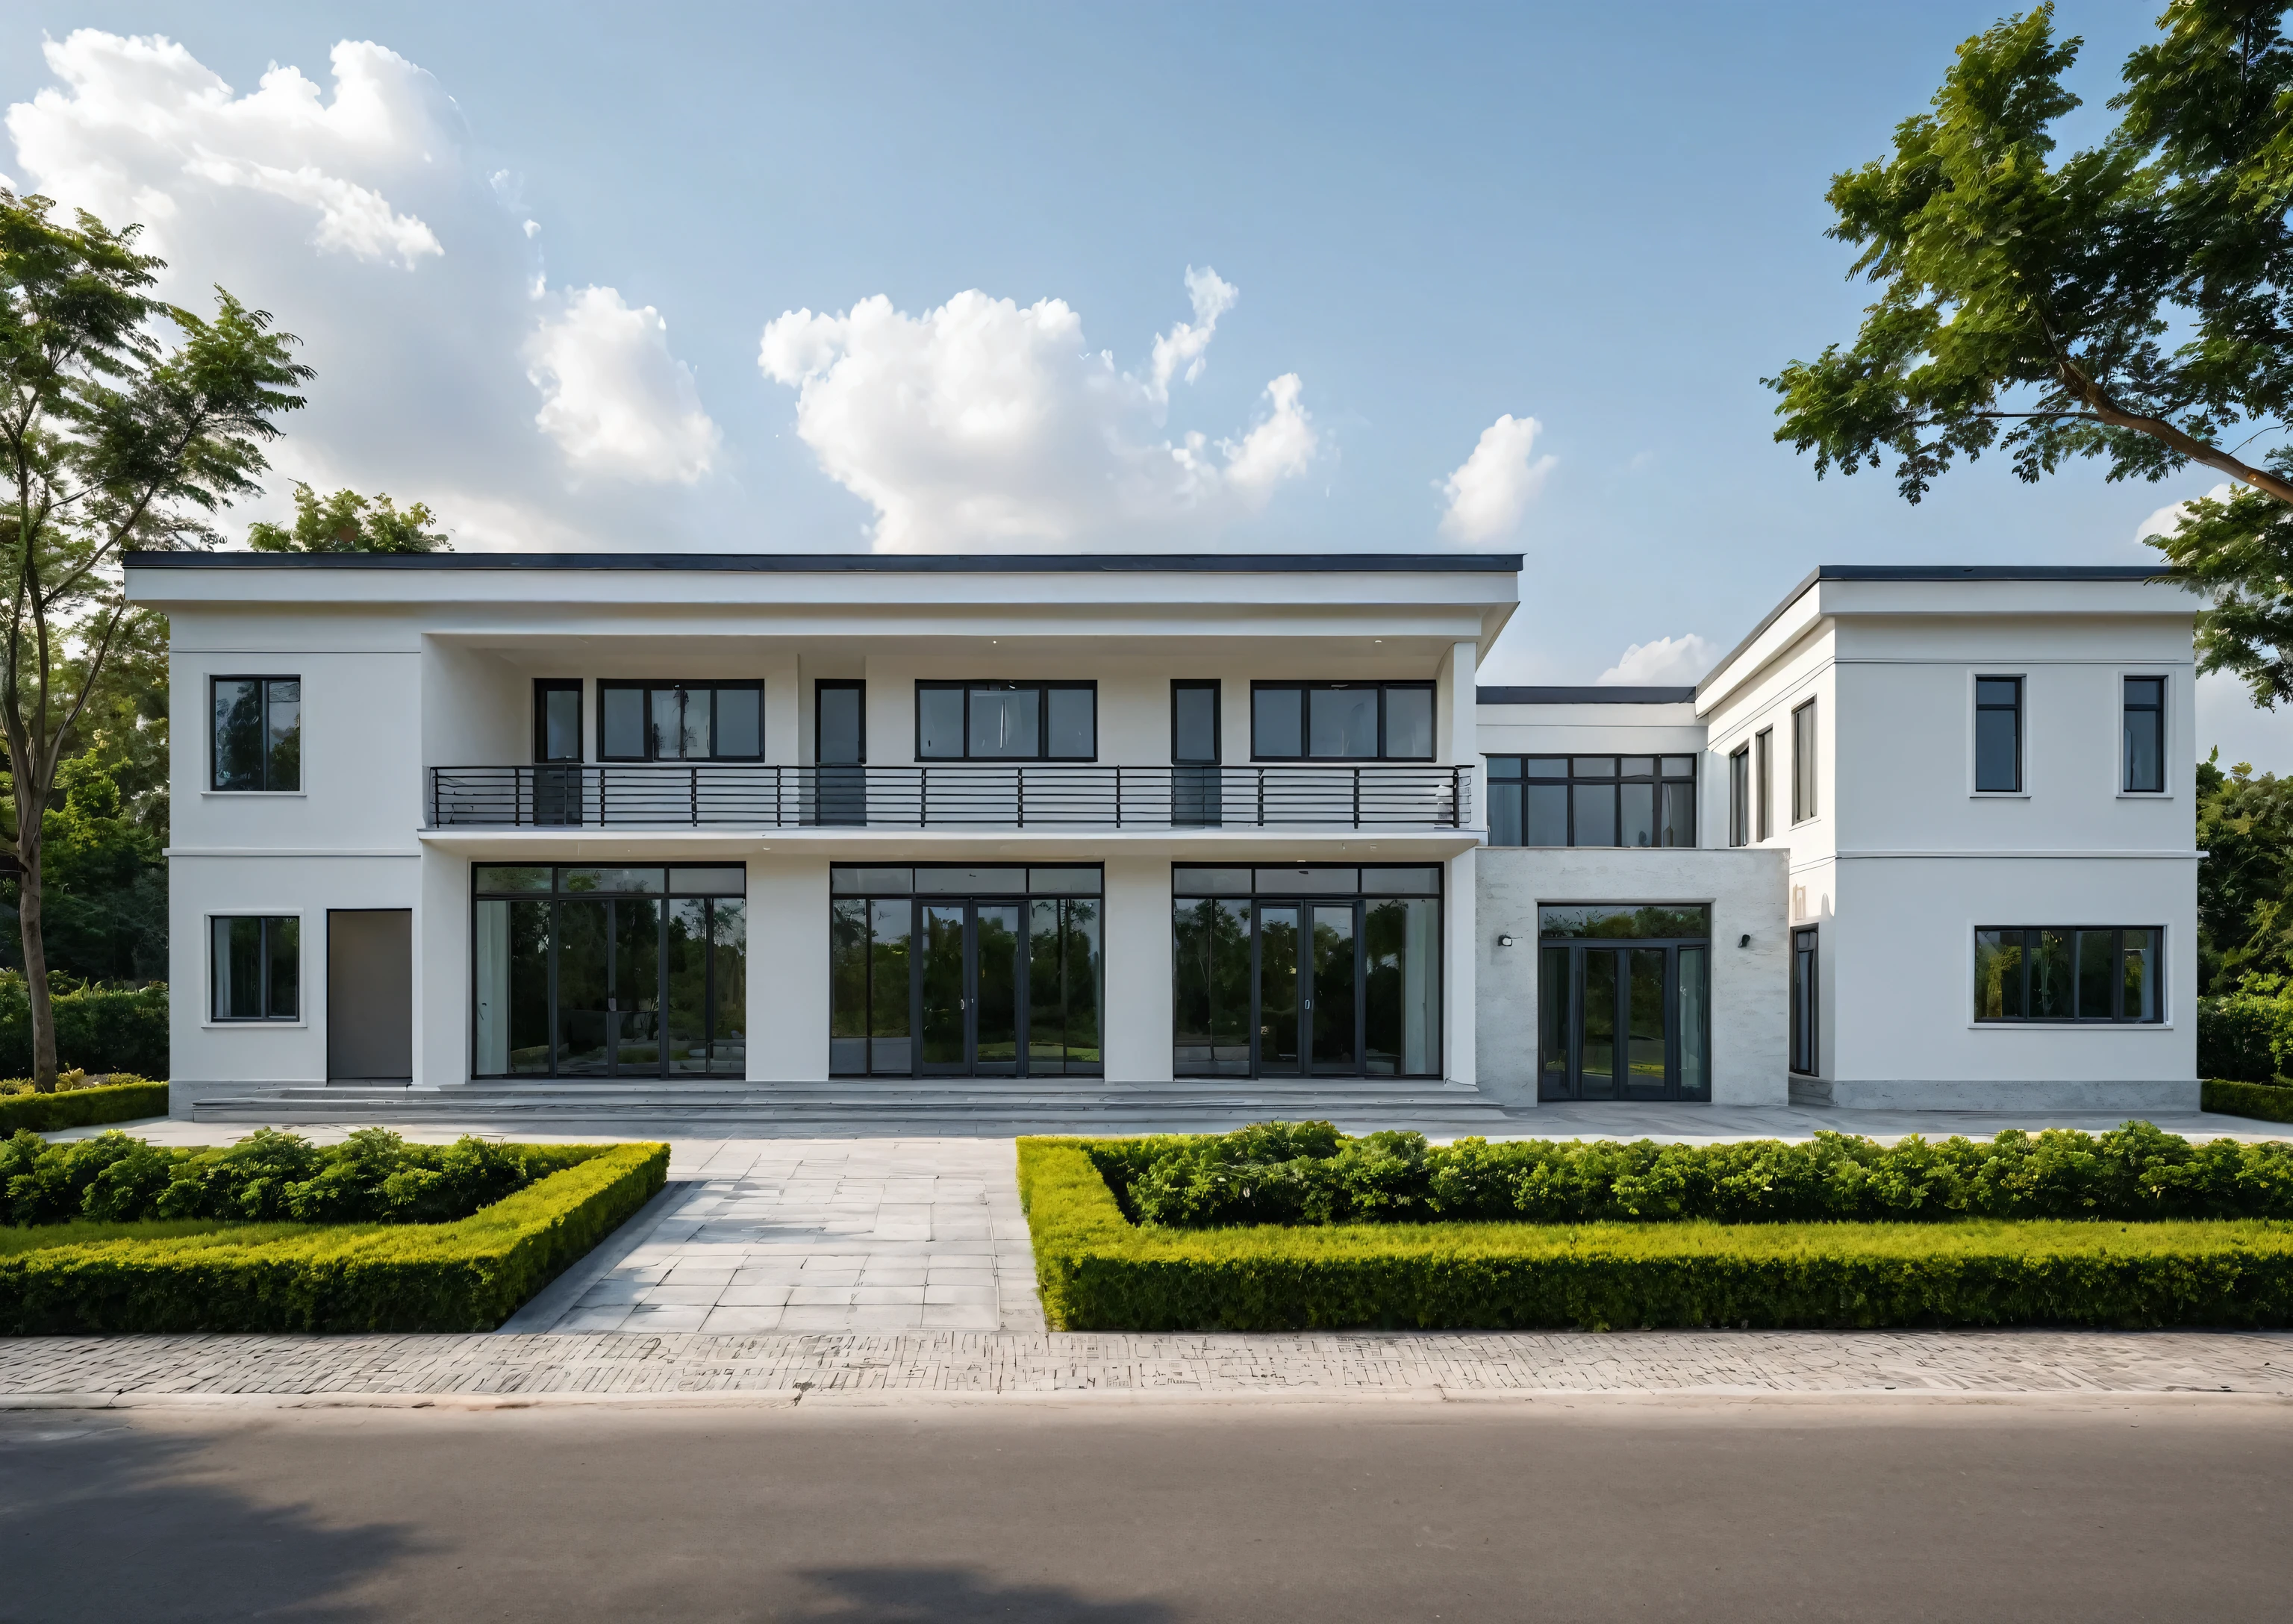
[212,915,299,1021]
[472,864,746,1077]
[1791,925,1818,1074]
[1536,904,1709,1101]
[1974,927,2161,1022]
[830,865,1102,1077]
[1173,865,1441,1078]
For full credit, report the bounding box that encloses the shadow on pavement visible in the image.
[787,1564,1176,1622]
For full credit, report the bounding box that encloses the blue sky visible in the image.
[4,1,2285,766]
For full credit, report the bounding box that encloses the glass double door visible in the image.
[1538,940,1710,1102]
[919,901,1025,1075]
[1255,901,1361,1074]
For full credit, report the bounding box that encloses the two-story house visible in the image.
[126,552,2198,1123]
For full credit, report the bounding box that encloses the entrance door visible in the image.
[1539,940,1709,1102]
[555,897,663,1076]
[1251,902,1359,1075]
[327,909,411,1082]
[918,901,1024,1075]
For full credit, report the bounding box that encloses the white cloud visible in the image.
[527,286,720,483]
[6,30,725,547]
[758,272,1316,549]
[1438,413,1555,543]
[2136,482,2235,546]
[1597,633,1719,687]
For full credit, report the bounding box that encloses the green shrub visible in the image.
[2198,992,2287,1081]
[0,1140,668,1333]
[0,975,167,1079]
[1094,1120,2293,1229]
[2204,1078,2293,1123]
[1019,1139,2293,1332]
[0,1081,168,1135]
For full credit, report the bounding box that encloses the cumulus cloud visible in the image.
[6,30,725,546]
[757,270,1316,549]
[1438,413,1555,543]
[1597,633,1719,687]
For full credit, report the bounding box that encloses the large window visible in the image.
[597,681,764,762]
[1975,676,2022,793]
[1251,682,1434,761]
[1487,756,1696,848]
[211,916,299,1021]
[1536,904,1709,1102]
[1791,699,1817,822]
[1974,927,2162,1023]
[1728,745,1748,847]
[1173,865,1441,1078]
[534,680,581,763]
[1791,925,1818,1074]
[2124,676,2165,793]
[472,865,747,1076]
[916,682,1096,761]
[211,676,301,791]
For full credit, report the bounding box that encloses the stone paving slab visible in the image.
[1,1328,2289,1404]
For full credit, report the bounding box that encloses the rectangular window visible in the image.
[816,680,865,764]
[595,682,764,761]
[1250,682,1436,761]
[1172,680,1220,763]
[914,682,1096,761]
[1791,699,1817,822]
[1790,926,1818,1073]
[211,916,299,1021]
[2123,675,2165,793]
[1753,728,1773,840]
[1487,755,1697,848]
[210,676,301,791]
[1973,927,2163,1022]
[534,680,582,763]
[1728,745,1749,848]
[1975,675,2022,793]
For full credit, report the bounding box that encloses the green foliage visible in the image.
[2149,473,2293,705]
[5,759,167,982]
[2195,752,2293,989]
[2197,990,2293,1080]
[247,480,448,554]
[0,976,166,1078]
[2205,1077,2293,1120]
[1096,1119,2293,1228]
[0,1140,667,1333]
[0,1078,165,1134]
[0,1127,581,1228]
[1019,1140,2293,1332]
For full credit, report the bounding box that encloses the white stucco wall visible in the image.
[1473,846,1789,1108]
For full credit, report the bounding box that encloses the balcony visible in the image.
[427,763,1473,831]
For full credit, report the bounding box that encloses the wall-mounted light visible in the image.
[1497,934,1514,948]
[1738,933,1751,949]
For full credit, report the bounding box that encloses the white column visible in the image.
[1445,847,1477,1086]
[749,855,830,1081]
[1101,855,1173,1082]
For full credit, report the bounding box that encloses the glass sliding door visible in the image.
[1364,897,1441,1077]
[1536,904,1711,1102]
[555,899,612,1075]
[1257,905,1303,1074]
[1308,904,1358,1073]
[1029,897,1103,1075]
[1173,897,1250,1076]
[973,904,1023,1073]
[1578,950,1618,1099]
[919,904,968,1074]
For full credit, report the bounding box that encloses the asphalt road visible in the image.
[1,1396,2288,1622]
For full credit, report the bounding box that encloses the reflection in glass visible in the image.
[2029,928,2074,1018]
[601,686,644,758]
[1384,687,1433,759]
[969,688,1040,758]
[1526,783,1567,846]
[1046,687,1095,758]
[1975,677,2021,792]
[830,899,869,1076]
[715,687,761,758]
[973,905,1023,1069]
[1491,780,1523,846]
[1258,905,1301,1072]
[1174,897,1252,1075]
[1579,951,1617,1100]
[1538,904,1711,940]
[1974,930,2023,1019]
[1625,947,1667,1097]
[1030,898,1103,1073]
[1309,688,1379,758]
[869,899,911,1074]
[611,898,661,1069]
[264,679,301,790]
[474,899,550,1075]
[666,898,711,1073]
[1310,905,1356,1069]
[1677,946,1709,1099]
[212,678,262,790]
[920,905,967,1068]
[2122,928,2156,1021]
[1364,898,1440,1075]
[918,687,966,758]
[2076,928,2117,1019]
[1620,782,1655,848]
[1539,946,1571,1101]
[555,900,611,1075]
[1571,783,1617,846]
[1253,687,1302,758]
[2124,677,2165,793]
[474,865,551,894]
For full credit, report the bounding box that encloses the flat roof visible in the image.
[122,549,1525,575]
[1477,685,1695,705]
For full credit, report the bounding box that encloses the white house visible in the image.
[123,552,2198,1122]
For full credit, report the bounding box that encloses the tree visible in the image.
[2195,750,2293,989]
[0,190,308,1090]
[248,481,447,554]
[1766,2,2293,695]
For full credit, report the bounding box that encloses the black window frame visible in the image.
[914,680,1098,762]
[1790,925,1819,1074]
[2122,675,2166,793]
[209,673,302,793]
[815,678,867,765]
[533,678,583,763]
[1486,755,1699,849]
[1974,674,2024,793]
[1754,727,1773,841]
[1728,745,1750,848]
[1973,926,2166,1024]
[1171,679,1221,765]
[1791,698,1817,823]
[210,914,299,1022]
[594,680,767,763]
[1248,681,1437,762]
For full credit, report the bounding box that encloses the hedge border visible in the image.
[0,1082,169,1136]
[1017,1137,2293,1331]
[2203,1078,2293,1124]
[0,1140,669,1333]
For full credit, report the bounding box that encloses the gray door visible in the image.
[327,909,412,1082]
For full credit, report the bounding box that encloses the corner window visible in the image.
[917,682,1096,761]
[816,681,865,765]
[1791,699,1817,822]
[2123,676,2165,793]
[1251,682,1434,761]
[597,681,764,762]
[1172,680,1220,763]
[211,916,299,1021]
[1488,756,1696,848]
[211,676,301,791]
[1974,927,2162,1022]
[534,679,581,763]
[1727,745,1749,848]
[1754,728,1773,840]
[1975,675,2022,793]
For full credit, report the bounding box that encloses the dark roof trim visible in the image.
[1694,563,2184,701]
[1478,685,1695,705]
[122,549,1525,575]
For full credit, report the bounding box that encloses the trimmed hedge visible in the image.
[0,1140,668,1333]
[0,976,167,1079]
[0,1081,169,1135]
[1018,1138,2293,1332]
[2204,1078,2293,1124]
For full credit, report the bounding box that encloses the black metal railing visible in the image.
[427,763,1472,830]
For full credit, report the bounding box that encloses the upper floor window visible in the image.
[1488,755,1696,848]
[211,676,301,792]
[1173,680,1220,763]
[599,681,763,762]
[1791,699,1818,822]
[1252,681,1434,761]
[1975,675,2023,793]
[1728,746,1748,847]
[817,681,865,765]
[2123,676,2165,793]
[534,680,581,763]
[917,681,1095,761]
[1754,727,1773,840]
